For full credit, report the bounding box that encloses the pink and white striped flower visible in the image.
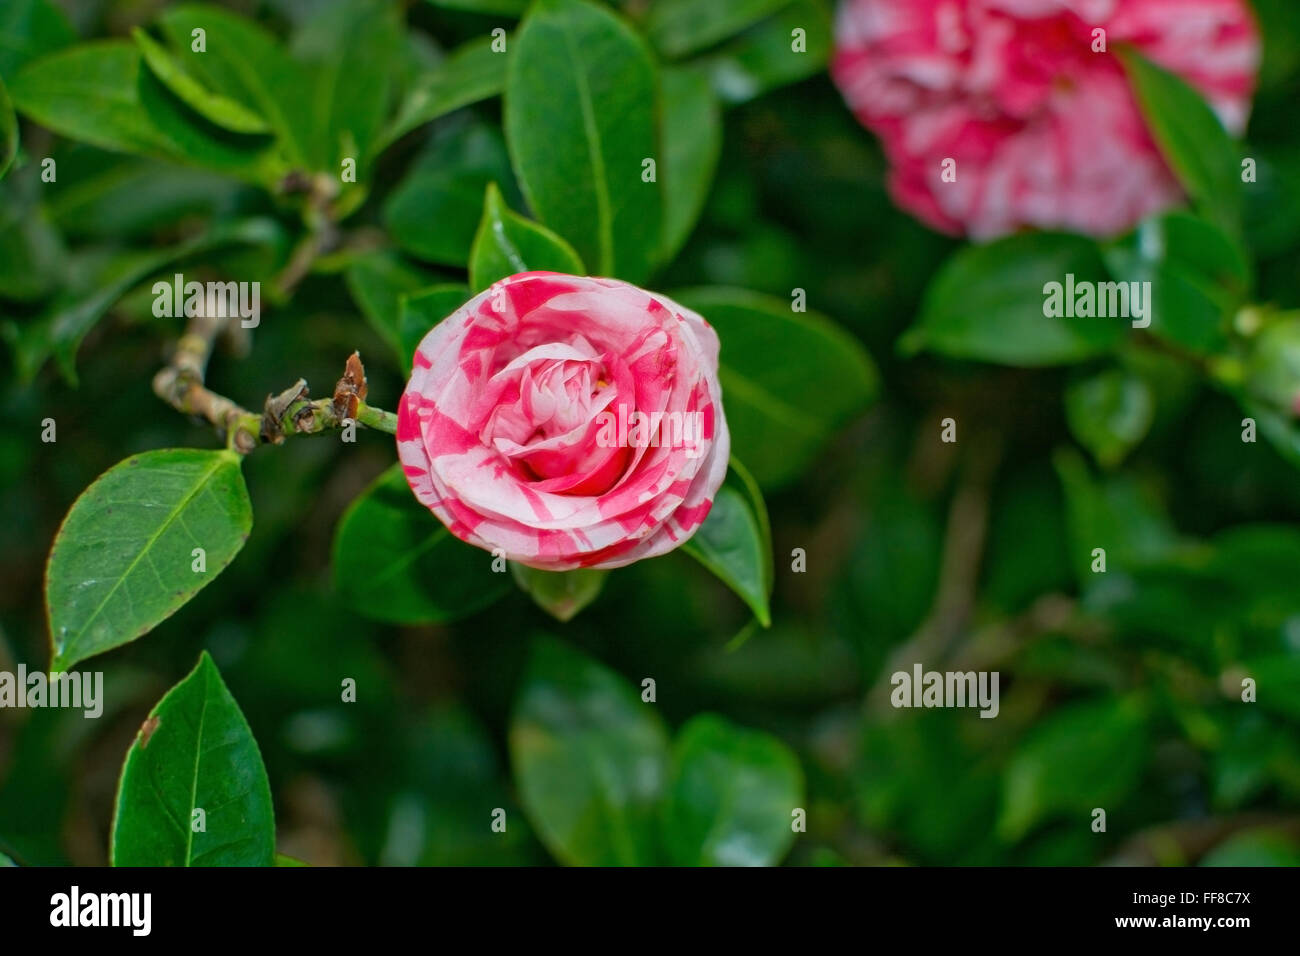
[397,272,730,571]
[831,0,1261,238]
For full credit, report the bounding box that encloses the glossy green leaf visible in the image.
[1102,212,1248,355]
[1120,48,1242,235]
[0,76,16,181]
[510,637,669,865]
[510,564,607,622]
[290,0,404,170]
[0,0,76,77]
[505,0,661,281]
[661,714,803,866]
[469,182,585,293]
[47,449,253,671]
[681,465,772,626]
[903,233,1124,366]
[697,0,830,106]
[344,251,434,363]
[385,169,497,268]
[1065,367,1155,469]
[670,287,878,488]
[380,36,508,151]
[110,652,274,866]
[998,696,1148,841]
[400,284,471,371]
[385,119,516,267]
[47,156,243,241]
[16,217,284,383]
[156,4,316,169]
[645,0,791,59]
[332,464,512,625]
[10,41,277,181]
[660,66,721,261]
[132,27,271,134]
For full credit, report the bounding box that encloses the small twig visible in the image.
[866,430,1004,713]
[272,172,342,300]
[153,308,397,452]
[151,311,258,452]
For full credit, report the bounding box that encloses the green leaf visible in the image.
[0,0,76,77]
[903,232,1123,366]
[510,564,607,622]
[46,449,253,671]
[110,652,274,866]
[697,0,830,106]
[1065,367,1155,469]
[998,696,1148,841]
[1102,212,1248,355]
[1053,447,1182,588]
[275,852,310,866]
[1119,48,1242,234]
[10,41,277,181]
[660,66,721,261]
[645,0,791,59]
[385,169,497,268]
[661,714,803,865]
[380,36,508,151]
[510,637,670,865]
[290,0,405,171]
[505,0,661,281]
[681,464,772,626]
[156,4,316,169]
[344,250,434,363]
[0,75,16,181]
[47,155,244,241]
[400,284,471,371]
[469,182,585,293]
[132,27,271,134]
[331,464,512,625]
[669,287,878,488]
[15,217,284,383]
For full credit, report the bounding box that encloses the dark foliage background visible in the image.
[2,0,1299,866]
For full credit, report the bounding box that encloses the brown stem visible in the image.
[866,430,1005,713]
[151,311,258,452]
[152,309,396,453]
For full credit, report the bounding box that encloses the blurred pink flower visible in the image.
[397,272,729,571]
[831,0,1260,238]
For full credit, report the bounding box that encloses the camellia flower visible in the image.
[397,272,730,571]
[830,0,1261,238]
